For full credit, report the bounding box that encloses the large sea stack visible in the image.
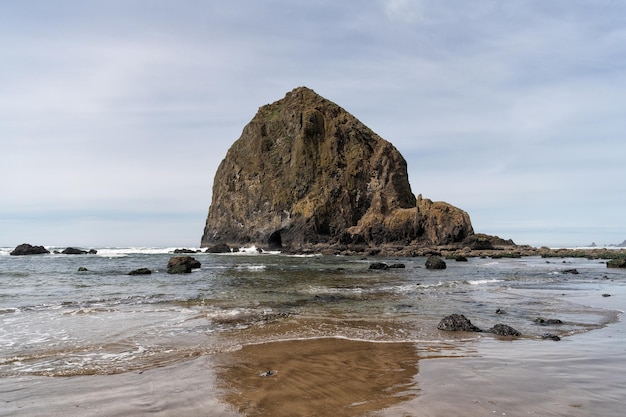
[201,87,473,251]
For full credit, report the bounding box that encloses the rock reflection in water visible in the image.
[217,338,419,417]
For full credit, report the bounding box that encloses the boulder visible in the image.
[425,256,447,270]
[201,87,474,251]
[205,243,232,253]
[607,258,626,268]
[10,243,50,256]
[129,268,152,275]
[369,262,389,270]
[78,267,88,272]
[489,324,521,336]
[167,256,201,274]
[62,247,88,255]
[437,314,482,332]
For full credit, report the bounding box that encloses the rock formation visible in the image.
[201,87,474,251]
[437,314,482,332]
[10,243,50,256]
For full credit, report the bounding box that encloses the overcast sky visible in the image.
[2,0,625,248]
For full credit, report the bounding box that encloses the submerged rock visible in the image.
[201,86,473,251]
[437,314,482,332]
[10,243,50,256]
[534,317,563,325]
[167,256,201,274]
[129,268,152,275]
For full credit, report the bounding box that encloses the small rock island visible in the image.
[201,87,474,254]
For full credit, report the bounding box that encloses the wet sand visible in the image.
[216,338,421,417]
[385,287,626,417]
[1,286,623,417]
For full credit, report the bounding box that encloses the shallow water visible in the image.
[0,248,621,378]
[0,248,624,416]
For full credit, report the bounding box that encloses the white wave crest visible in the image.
[467,279,503,285]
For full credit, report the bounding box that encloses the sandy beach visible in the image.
[1,283,623,417]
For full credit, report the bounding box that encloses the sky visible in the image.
[2,0,625,248]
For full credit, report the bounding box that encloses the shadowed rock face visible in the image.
[201,87,473,250]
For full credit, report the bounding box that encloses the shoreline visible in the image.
[1,284,623,417]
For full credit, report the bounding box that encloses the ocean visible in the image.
[1,247,624,416]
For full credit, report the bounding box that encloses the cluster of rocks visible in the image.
[175,244,251,254]
[10,243,50,255]
[9,243,97,256]
[59,247,98,255]
[126,257,203,275]
[437,313,564,341]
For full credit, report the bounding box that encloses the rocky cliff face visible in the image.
[201,87,473,250]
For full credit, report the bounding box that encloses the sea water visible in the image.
[0,247,622,378]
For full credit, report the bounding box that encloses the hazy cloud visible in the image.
[1,0,625,247]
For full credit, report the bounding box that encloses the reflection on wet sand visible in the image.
[217,338,419,417]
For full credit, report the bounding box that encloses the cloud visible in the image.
[1,1,625,247]
[382,0,423,23]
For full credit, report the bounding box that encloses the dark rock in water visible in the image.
[455,255,468,262]
[167,256,201,274]
[201,86,474,251]
[607,259,626,268]
[495,308,506,315]
[489,324,521,336]
[562,268,579,274]
[205,243,232,253]
[10,243,50,256]
[534,317,563,325]
[62,247,88,255]
[368,262,404,270]
[437,314,482,332]
[129,268,152,275]
[542,333,561,341]
[173,248,197,254]
[78,267,88,272]
[88,249,98,254]
[425,256,447,270]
